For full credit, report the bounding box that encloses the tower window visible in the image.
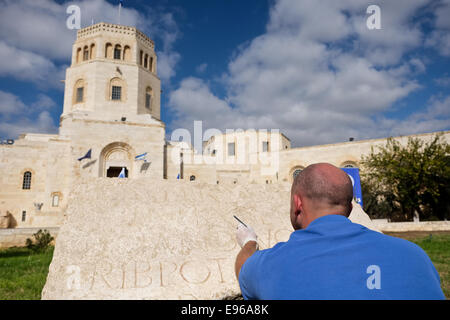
[144,54,148,68]
[52,194,60,207]
[76,87,84,103]
[112,86,122,100]
[145,93,151,110]
[149,57,154,71]
[114,47,121,60]
[90,43,96,59]
[228,142,235,156]
[22,171,32,190]
[76,48,82,63]
[105,43,113,59]
[83,46,89,61]
[22,211,26,222]
[262,141,269,152]
[145,87,152,110]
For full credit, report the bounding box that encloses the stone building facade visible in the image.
[0,23,449,228]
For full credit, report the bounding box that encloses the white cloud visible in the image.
[196,63,208,74]
[425,0,450,56]
[0,110,57,139]
[381,95,450,136]
[31,93,57,109]
[158,51,181,83]
[169,0,439,147]
[435,75,450,87]
[0,90,27,116]
[0,41,66,89]
[0,90,57,138]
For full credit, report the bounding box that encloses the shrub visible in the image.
[26,229,54,253]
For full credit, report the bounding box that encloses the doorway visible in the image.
[106,166,128,178]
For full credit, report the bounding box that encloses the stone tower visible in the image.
[59,23,166,179]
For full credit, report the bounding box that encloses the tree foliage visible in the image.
[361,134,450,221]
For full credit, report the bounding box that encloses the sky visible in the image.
[0,0,449,147]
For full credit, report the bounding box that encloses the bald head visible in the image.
[292,163,353,217]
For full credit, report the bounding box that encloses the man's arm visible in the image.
[235,240,258,279]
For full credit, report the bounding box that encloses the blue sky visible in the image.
[0,0,449,147]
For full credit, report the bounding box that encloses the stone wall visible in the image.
[373,220,450,232]
[0,227,59,249]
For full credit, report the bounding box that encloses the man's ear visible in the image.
[293,194,302,214]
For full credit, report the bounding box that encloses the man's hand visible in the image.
[236,223,258,248]
[235,223,259,279]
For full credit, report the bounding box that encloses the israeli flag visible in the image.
[177,173,180,179]
[118,167,126,178]
[77,149,92,161]
[341,167,363,206]
[135,152,147,162]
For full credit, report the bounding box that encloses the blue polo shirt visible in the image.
[239,215,445,300]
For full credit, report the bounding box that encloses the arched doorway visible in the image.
[289,166,305,182]
[99,142,134,178]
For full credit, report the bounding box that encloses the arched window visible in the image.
[291,166,305,181]
[52,193,60,207]
[109,77,126,101]
[22,171,32,190]
[112,86,122,100]
[144,53,148,68]
[73,79,85,104]
[293,169,302,180]
[340,161,358,168]
[123,45,131,61]
[114,44,121,60]
[105,43,113,59]
[139,50,143,65]
[145,86,152,110]
[83,46,89,61]
[76,47,82,63]
[149,57,154,72]
[90,43,96,59]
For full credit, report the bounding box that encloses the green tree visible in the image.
[361,134,450,221]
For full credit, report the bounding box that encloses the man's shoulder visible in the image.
[354,225,432,261]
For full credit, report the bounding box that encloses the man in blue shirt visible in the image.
[235,163,445,299]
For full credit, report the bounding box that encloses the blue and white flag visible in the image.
[77,149,92,161]
[177,173,180,179]
[135,152,147,162]
[118,167,126,178]
[341,167,363,206]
